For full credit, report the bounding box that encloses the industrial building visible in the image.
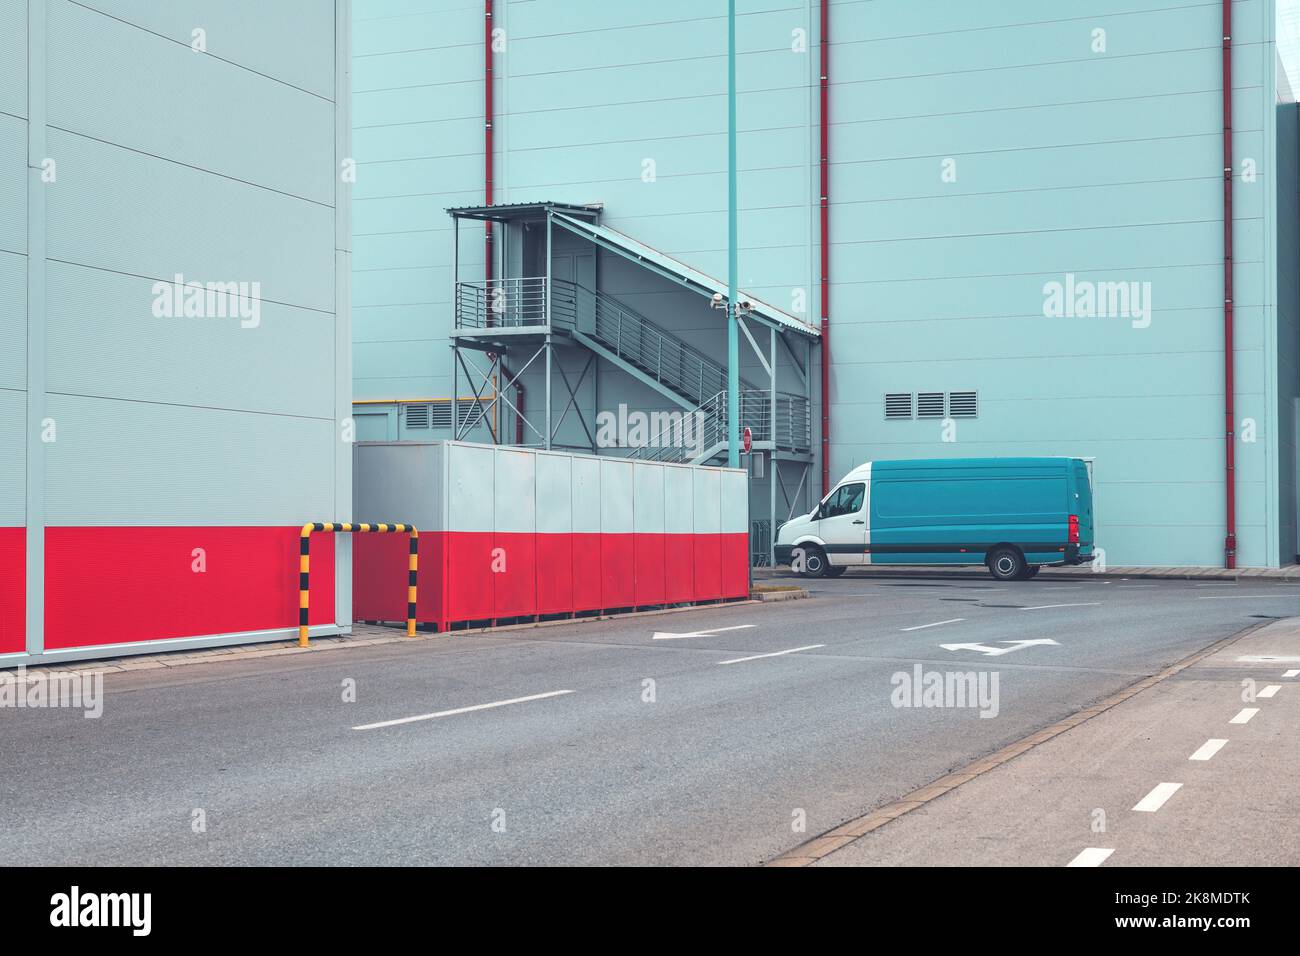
[1,1,353,664]
[352,0,1300,569]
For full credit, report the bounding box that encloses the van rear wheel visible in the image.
[986,547,1026,582]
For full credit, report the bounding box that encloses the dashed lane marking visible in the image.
[1229,708,1259,724]
[1133,782,1183,813]
[1256,684,1282,699]
[900,618,964,632]
[718,644,824,666]
[1067,847,1115,867]
[1189,739,1227,761]
[352,689,575,731]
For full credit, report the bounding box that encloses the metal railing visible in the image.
[626,388,811,464]
[455,277,550,329]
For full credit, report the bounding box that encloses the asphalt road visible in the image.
[3,573,1299,865]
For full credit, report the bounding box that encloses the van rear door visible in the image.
[1071,461,1094,548]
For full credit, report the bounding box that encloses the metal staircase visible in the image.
[626,388,811,465]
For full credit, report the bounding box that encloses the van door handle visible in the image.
[852,519,865,525]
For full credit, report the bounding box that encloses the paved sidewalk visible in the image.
[800,617,1300,867]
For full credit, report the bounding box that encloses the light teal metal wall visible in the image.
[353,0,1298,567]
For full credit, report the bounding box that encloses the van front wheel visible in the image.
[798,545,830,578]
[986,547,1026,582]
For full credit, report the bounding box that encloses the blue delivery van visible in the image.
[773,458,1095,581]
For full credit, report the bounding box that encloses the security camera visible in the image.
[739,299,754,315]
[710,292,726,309]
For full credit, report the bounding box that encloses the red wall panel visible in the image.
[721,532,750,598]
[0,528,24,653]
[353,531,444,625]
[536,533,573,614]
[634,532,666,606]
[693,534,723,601]
[445,530,495,622]
[44,526,335,650]
[493,531,536,617]
[600,533,635,608]
[571,532,603,611]
[663,533,695,603]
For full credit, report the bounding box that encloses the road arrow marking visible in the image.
[652,624,756,640]
[939,639,1061,657]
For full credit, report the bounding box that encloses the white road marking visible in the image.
[1118,585,1156,589]
[351,689,575,731]
[1189,738,1227,761]
[1257,684,1282,699]
[1237,655,1300,662]
[1133,782,1182,813]
[1284,669,1300,678]
[1067,847,1115,867]
[653,624,756,640]
[1198,595,1290,600]
[1229,708,1259,724]
[939,639,1060,657]
[718,644,824,665]
[900,618,964,632]
[1020,602,1102,611]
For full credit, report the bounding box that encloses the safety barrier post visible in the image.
[299,522,419,647]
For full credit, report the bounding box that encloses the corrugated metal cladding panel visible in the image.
[0,250,24,391]
[494,448,536,534]
[75,0,336,99]
[45,130,334,315]
[0,390,24,526]
[0,115,25,257]
[536,452,573,534]
[352,443,444,532]
[633,463,666,534]
[48,1,334,205]
[45,264,332,419]
[0,0,24,118]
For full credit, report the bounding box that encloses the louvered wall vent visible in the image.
[404,403,431,429]
[916,392,945,418]
[948,391,978,418]
[884,393,914,420]
[430,402,453,429]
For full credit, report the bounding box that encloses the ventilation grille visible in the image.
[917,392,945,418]
[948,391,978,418]
[404,404,431,429]
[884,393,913,420]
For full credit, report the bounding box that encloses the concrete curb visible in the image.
[752,588,811,602]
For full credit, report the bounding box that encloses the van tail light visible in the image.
[1068,514,1080,544]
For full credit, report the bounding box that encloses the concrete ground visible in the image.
[810,616,1300,867]
[1,574,1298,865]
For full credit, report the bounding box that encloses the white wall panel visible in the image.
[0,250,24,391]
[494,447,536,534]
[633,462,665,535]
[0,0,25,118]
[446,442,495,533]
[0,389,24,525]
[0,113,25,256]
[663,465,694,535]
[571,455,600,533]
[692,468,721,535]
[353,442,444,531]
[536,451,573,534]
[43,395,334,525]
[600,459,634,534]
[720,470,748,534]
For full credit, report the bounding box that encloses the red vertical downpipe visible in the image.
[1222,0,1236,568]
[818,0,831,496]
[484,1,524,444]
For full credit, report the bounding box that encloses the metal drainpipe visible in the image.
[818,0,831,497]
[1222,0,1237,568]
